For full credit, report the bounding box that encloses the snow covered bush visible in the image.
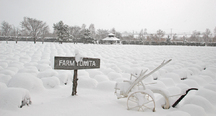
[0,62,8,68]
[36,64,52,72]
[196,88,216,105]
[0,74,11,84]
[37,69,58,78]
[166,111,190,116]
[0,69,16,76]
[0,82,7,92]
[18,66,39,76]
[203,84,216,92]
[183,95,216,115]
[179,104,206,116]
[7,73,44,92]
[107,72,122,81]
[159,72,181,83]
[78,77,98,89]
[56,70,72,85]
[86,69,104,78]
[8,62,24,69]
[96,81,116,92]
[41,76,60,88]
[93,74,110,82]
[0,87,31,110]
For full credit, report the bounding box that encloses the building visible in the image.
[102,33,121,44]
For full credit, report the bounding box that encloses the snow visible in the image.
[0,42,216,116]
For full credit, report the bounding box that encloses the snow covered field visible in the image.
[0,41,216,116]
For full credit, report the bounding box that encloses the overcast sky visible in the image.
[0,0,216,34]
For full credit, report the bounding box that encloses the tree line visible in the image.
[1,17,216,45]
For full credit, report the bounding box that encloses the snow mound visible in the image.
[86,69,104,78]
[166,111,190,116]
[183,95,216,115]
[18,67,39,76]
[100,68,115,75]
[158,78,176,87]
[8,73,44,92]
[93,74,110,82]
[107,72,122,81]
[172,68,192,79]
[0,62,8,68]
[41,76,60,88]
[8,62,24,69]
[200,70,215,80]
[0,82,7,92]
[179,104,206,116]
[77,70,90,77]
[37,69,58,78]
[196,88,216,105]
[0,87,31,110]
[203,84,216,92]
[96,81,116,92]
[160,72,181,83]
[36,64,52,72]
[78,78,98,88]
[56,71,72,85]
[187,75,208,86]
[0,74,11,84]
[200,75,214,83]
[0,69,16,76]
[182,79,199,88]
[19,56,31,63]
[187,67,200,75]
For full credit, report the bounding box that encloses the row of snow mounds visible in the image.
[1,42,216,115]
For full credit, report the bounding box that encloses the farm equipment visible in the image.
[114,59,198,112]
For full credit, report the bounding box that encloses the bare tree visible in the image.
[115,31,122,39]
[203,28,211,46]
[138,29,144,43]
[214,27,216,37]
[96,29,109,40]
[11,26,21,43]
[1,21,12,36]
[172,33,178,40]
[110,28,116,34]
[21,17,49,44]
[213,27,216,42]
[156,29,165,43]
[190,30,200,42]
[1,21,12,43]
[40,25,49,44]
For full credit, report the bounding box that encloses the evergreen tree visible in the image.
[53,21,69,44]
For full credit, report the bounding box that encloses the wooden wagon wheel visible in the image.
[127,90,156,112]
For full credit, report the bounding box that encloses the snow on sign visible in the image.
[54,56,100,70]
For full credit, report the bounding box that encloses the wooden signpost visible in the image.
[54,56,100,96]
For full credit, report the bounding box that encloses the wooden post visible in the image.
[72,69,78,96]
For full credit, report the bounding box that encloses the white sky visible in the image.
[0,0,216,34]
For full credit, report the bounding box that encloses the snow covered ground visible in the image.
[0,41,216,116]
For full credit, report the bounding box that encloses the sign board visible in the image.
[54,56,100,70]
